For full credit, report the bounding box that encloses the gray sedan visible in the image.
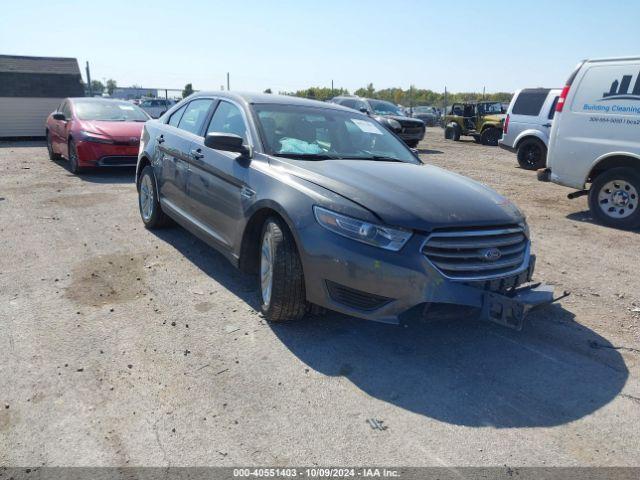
[136,92,554,329]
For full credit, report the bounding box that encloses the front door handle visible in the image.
[157,135,165,144]
[543,123,552,128]
[190,149,204,160]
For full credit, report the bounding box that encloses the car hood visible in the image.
[381,114,424,125]
[77,120,145,141]
[273,158,524,231]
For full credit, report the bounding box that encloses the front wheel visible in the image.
[68,140,84,174]
[406,139,420,148]
[588,167,640,230]
[517,139,547,170]
[481,128,501,146]
[259,217,307,322]
[138,166,171,229]
[46,132,60,160]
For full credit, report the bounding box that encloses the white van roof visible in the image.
[583,56,640,63]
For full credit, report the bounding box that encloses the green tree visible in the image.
[263,88,272,94]
[90,80,104,95]
[182,83,194,98]
[105,79,118,95]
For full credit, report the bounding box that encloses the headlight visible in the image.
[519,221,530,239]
[313,206,412,251]
[387,119,402,130]
[79,130,114,144]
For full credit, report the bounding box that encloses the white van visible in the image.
[500,88,561,170]
[540,56,640,229]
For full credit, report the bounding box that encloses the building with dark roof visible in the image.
[0,54,84,137]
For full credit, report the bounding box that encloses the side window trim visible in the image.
[167,102,188,128]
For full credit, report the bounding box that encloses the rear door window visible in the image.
[177,99,214,135]
[512,89,550,116]
[168,104,186,127]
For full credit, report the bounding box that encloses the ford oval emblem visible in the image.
[483,248,502,261]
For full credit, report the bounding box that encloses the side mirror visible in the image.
[52,112,66,121]
[204,132,250,156]
[359,107,370,115]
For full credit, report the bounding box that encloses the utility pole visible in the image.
[86,61,92,97]
[483,86,486,100]
[226,72,230,91]
[444,86,447,116]
[331,79,334,97]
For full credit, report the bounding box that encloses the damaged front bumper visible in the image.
[300,223,565,330]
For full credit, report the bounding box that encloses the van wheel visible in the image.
[517,139,547,170]
[481,128,501,146]
[588,167,640,230]
[259,217,307,322]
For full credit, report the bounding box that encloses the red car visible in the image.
[45,97,150,173]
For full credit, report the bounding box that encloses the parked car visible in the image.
[136,92,555,329]
[443,101,506,145]
[139,98,175,118]
[499,88,561,170]
[539,56,640,229]
[329,95,425,147]
[45,97,150,173]
[411,106,440,126]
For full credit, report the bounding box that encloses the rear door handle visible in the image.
[190,149,204,160]
[543,123,552,128]
[156,135,165,144]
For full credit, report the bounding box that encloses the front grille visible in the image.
[326,281,392,311]
[422,226,529,280]
[402,126,424,135]
[98,156,137,166]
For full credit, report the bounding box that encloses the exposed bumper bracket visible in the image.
[480,283,568,331]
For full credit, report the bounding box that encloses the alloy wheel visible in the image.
[139,174,155,222]
[260,228,274,307]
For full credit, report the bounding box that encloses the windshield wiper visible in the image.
[341,155,403,162]
[272,153,341,160]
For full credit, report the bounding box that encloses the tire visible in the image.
[517,139,547,170]
[481,127,501,146]
[588,167,640,230]
[258,217,307,322]
[406,139,420,148]
[138,166,172,229]
[46,132,60,160]
[444,125,460,141]
[67,139,83,174]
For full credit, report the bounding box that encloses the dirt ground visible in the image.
[1,128,639,467]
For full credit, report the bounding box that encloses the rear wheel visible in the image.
[46,132,60,160]
[588,167,640,230]
[259,217,307,322]
[68,140,83,174]
[517,138,547,170]
[481,127,501,146]
[138,166,171,229]
[444,125,460,141]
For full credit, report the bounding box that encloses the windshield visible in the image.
[253,104,419,164]
[74,100,149,122]
[368,100,403,116]
[414,106,435,114]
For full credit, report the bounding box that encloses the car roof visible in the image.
[189,91,359,113]
[68,97,135,105]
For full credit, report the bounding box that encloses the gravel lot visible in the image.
[1,128,639,467]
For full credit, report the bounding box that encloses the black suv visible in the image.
[330,96,425,148]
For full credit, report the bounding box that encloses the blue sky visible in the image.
[2,0,639,94]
